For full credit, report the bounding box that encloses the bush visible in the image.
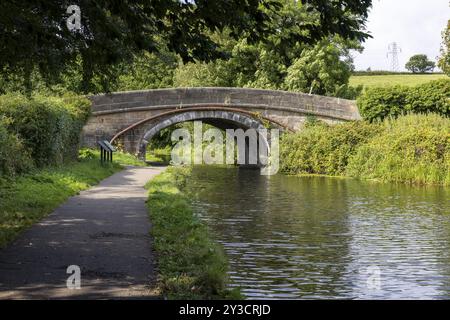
[334,84,363,100]
[0,120,33,176]
[0,93,90,167]
[280,120,383,176]
[357,79,450,122]
[347,114,450,185]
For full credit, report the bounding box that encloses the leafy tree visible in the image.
[438,21,450,76]
[116,51,178,91]
[284,39,358,96]
[405,54,436,73]
[0,0,372,93]
[174,60,232,88]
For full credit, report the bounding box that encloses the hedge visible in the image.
[0,120,33,176]
[280,120,383,176]
[0,94,90,173]
[357,79,450,122]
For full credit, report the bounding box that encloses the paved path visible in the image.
[0,166,165,299]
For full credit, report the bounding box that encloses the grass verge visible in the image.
[0,151,142,247]
[145,166,240,299]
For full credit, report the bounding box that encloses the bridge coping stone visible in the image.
[89,87,361,121]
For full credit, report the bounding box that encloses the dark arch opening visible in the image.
[138,110,271,166]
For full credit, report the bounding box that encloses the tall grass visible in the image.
[280,114,450,186]
[347,114,450,185]
[280,120,383,176]
[145,166,240,299]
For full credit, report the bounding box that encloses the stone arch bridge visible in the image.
[81,87,361,159]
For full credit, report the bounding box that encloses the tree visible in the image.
[284,40,354,96]
[405,54,436,73]
[116,51,178,91]
[438,20,450,76]
[0,1,372,93]
[174,61,232,88]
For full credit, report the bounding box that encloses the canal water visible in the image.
[185,166,450,299]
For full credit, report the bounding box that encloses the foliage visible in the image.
[0,154,122,247]
[0,120,34,176]
[115,51,178,91]
[0,1,372,93]
[173,37,288,89]
[174,61,232,88]
[147,148,172,164]
[280,114,450,186]
[96,1,370,96]
[438,20,450,76]
[347,114,450,185]
[0,93,90,167]
[405,54,436,73]
[284,40,356,96]
[280,121,382,176]
[171,2,365,96]
[77,148,96,161]
[112,151,147,167]
[78,148,146,166]
[334,84,364,100]
[145,167,240,299]
[174,36,361,99]
[357,79,450,122]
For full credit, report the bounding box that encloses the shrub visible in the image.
[280,121,383,176]
[0,93,90,167]
[357,79,450,122]
[0,119,33,176]
[78,148,96,161]
[334,84,364,100]
[347,114,450,185]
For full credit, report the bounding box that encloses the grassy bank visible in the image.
[350,74,447,89]
[0,151,145,248]
[280,114,450,186]
[145,166,239,299]
[347,114,450,185]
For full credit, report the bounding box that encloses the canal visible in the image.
[185,166,450,299]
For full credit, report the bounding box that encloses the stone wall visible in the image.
[82,87,361,152]
[90,87,360,120]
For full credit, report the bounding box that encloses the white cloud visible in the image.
[353,0,449,71]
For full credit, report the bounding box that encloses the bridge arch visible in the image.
[135,109,271,161]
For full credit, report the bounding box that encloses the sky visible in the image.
[353,0,449,71]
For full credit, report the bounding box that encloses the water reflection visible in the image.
[186,166,450,299]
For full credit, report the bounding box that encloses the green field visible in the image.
[350,74,447,88]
